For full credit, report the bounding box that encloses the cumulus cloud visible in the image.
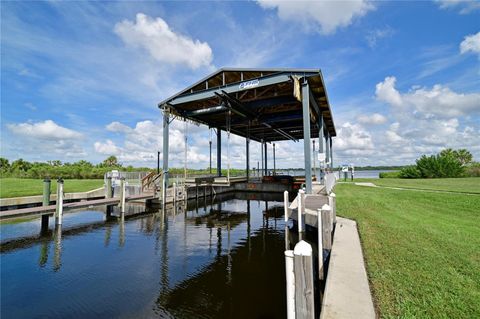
[334,122,374,155]
[436,0,480,14]
[7,120,82,140]
[106,121,132,133]
[94,139,121,155]
[357,113,388,125]
[375,76,480,117]
[114,13,213,69]
[460,31,480,56]
[257,0,374,35]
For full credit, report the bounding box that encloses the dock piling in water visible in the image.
[298,190,305,233]
[284,190,289,222]
[285,250,296,319]
[120,178,126,213]
[293,240,315,319]
[55,178,64,225]
[42,178,51,231]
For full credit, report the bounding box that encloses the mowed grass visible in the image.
[0,178,104,198]
[354,177,480,194]
[335,180,480,318]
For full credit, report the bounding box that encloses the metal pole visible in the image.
[330,135,333,169]
[302,81,313,194]
[264,142,268,176]
[312,140,316,181]
[217,128,222,177]
[273,143,276,175]
[157,151,160,174]
[209,129,212,174]
[55,178,63,225]
[246,137,250,181]
[319,114,325,183]
[261,140,264,177]
[162,107,170,204]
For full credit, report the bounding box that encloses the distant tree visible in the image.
[102,156,121,167]
[0,157,9,169]
[440,148,473,166]
[74,160,93,167]
[11,158,32,171]
[47,160,62,166]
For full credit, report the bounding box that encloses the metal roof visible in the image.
[158,68,336,142]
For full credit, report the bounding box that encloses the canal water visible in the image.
[1,193,290,319]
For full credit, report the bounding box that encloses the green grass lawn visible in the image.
[335,179,480,318]
[352,177,480,194]
[0,178,104,198]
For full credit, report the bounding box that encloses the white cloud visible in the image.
[460,31,480,56]
[94,140,121,155]
[436,0,480,14]
[334,122,374,155]
[106,121,132,133]
[7,120,82,140]
[114,13,213,69]
[365,27,394,48]
[375,76,480,117]
[357,113,388,125]
[257,0,374,35]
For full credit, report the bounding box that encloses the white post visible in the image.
[329,192,336,225]
[120,178,126,213]
[321,204,332,251]
[285,250,296,319]
[173,182,177,203]
[317,208,324,280]
[55,178,64,225]
[284,190,289,222]
[297,190,305,233]
[294,240,315,319]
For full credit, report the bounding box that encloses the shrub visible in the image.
[379,171,400,178]
[399,166,422,178]
[465,162,480,177]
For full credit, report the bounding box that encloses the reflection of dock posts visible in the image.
[321,204,332,252]
[119,212,125,247]
[53,225,62,271]
[55,178,64,225]
[317,208,324,280]
[41,178,51,233]
[294,240,315,319]
[39,240,49,267]
[285,250,295,319]
[216,227,222,258]
[247,199,251,260]
[119,177,126,214]
[227,222,232,284]
[104,223,112,247]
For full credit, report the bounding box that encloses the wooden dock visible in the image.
[0,193,155,221]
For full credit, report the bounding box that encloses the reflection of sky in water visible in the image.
[1,196,287,319]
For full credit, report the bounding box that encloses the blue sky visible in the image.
[1,0,479,168]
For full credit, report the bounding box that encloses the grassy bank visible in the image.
[335,179,480,318]
[352,177,480,194]
[0,178,104,198]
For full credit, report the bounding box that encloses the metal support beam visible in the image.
[261,140,264,176]
[319,114,325,182]
[246,137,250,181]
[264,142,268,176]
[162,108,170,203]
[273,143,276,175]
[325,131,330,169]
[302,82,313,194]
[330,135,333,169]
[217,128,222,177]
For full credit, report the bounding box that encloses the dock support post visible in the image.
[283,190,289,222]
[317,208,324,280]
[217,128,222,177]
[330,135,333,169]
[106,177,113,198]
[312,140,316,180]
[294,240,315,319]
[273,143,276,175]
[55,178,64,225]
[264,141,268,176]
[285,250,296,319]
[120,178,126,213]
[319,114,324,182]
[302,80,313,194]
[297,189,305,233]
[162,106,170,204]
[260,140,264,177]
[42,178,51,231]
[325,131,330,169]
[329,192,336,226]
[246,137,250,182]
[321,204,332,251]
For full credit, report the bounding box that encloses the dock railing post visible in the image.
[55,178,64,225]
[297,190,305,233]
[321,204,332,251]
[317,208,324,280]
[42,178,51,231]
[284,190,289,222]
[285,250,296,319]
[294,240,315,319]
[329,192,336,227]
[120,177,126,213]
[106,177,113,198]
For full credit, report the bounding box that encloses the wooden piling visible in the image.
[285,250,296,319]
[317,208,324,280]
[329,192,336,225]
[55,178,64,225]
[120,178,126,213]
[41,178,51,230]
[321,204,332,251]
[298,189,305,233]
[293,240,315,319]
[106,177,113,198]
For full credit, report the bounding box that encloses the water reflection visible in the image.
[1,192,292,319]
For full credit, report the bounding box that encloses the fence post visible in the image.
[106,177,113,198]
[297,189,305,233]
[294,240,315,319]
[55,178,64,225]
[284,190,289,222]
[285,250,296,319]
[321,204,332,251]
[120,178,126,213]
[317,208,324,280]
